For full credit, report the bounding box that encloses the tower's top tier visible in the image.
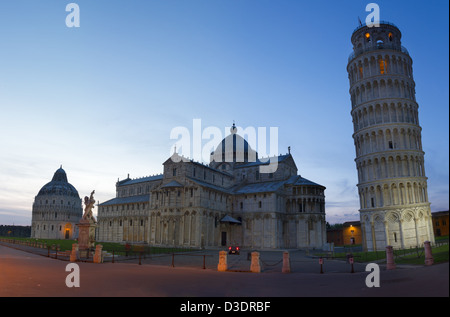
[349,21,408,62]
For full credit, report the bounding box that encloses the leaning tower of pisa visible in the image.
[347,21,435,251]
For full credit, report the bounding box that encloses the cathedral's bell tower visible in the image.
[347,21,435,251]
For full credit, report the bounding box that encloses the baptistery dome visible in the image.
[31,167,83,239]
[37,167,80,198]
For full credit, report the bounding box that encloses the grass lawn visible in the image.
[0,236,75,250]
[394,244,449,265]
[0,236,198,255]
[318,241,449,265]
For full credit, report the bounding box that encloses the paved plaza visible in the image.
[0,243,448,298]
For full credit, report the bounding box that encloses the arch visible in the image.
[386,211,400,224]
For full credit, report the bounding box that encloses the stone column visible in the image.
[250,252,261,273]
[371,222,377,251]
[282,251,290,273]
[70,243,78,262]
[93,244,103,264]
[399,219,405,249]
[386,245,396,270]
[413,218,419,247]
[384,221,390,246]
[217,251,227,272]
[424,241,433,266]
[361,222,368,251]
[425,214,435,244]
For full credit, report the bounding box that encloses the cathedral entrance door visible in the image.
[221,232,227,246]
[64,223,72,239]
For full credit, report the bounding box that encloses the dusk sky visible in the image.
[0,0,448,226]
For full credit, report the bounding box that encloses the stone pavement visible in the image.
[138,248,371,274]
[138,247,400,274]
[1,242,449,299]
[0,241,369,273]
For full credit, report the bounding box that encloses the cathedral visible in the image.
[97,124,327,249]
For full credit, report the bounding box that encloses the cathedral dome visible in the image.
[37,167,80,198]
[217,133,250,154]
[211,123,258,163]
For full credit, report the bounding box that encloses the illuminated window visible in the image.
[379,59,386,74]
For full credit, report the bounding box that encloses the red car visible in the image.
[228,246,240,255]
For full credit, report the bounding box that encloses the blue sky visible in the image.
[0,0,448,225]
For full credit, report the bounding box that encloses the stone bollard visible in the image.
[424,241,434,266]
[218,251,228,272]
[93,244,103,263]
[282,251,290,273]
[386,245,396,270]
[250,252,261,273]
[70,243,79,262]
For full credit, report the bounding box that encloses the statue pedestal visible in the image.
[77,219,96,252]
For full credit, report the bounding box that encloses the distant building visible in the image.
[342,221,363,246]
[327,226,343,246]
[327,221,362,246]
[97,124,327,249]
[0,225,31,238]
[432,211,449,238]
[31,167,83,239]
